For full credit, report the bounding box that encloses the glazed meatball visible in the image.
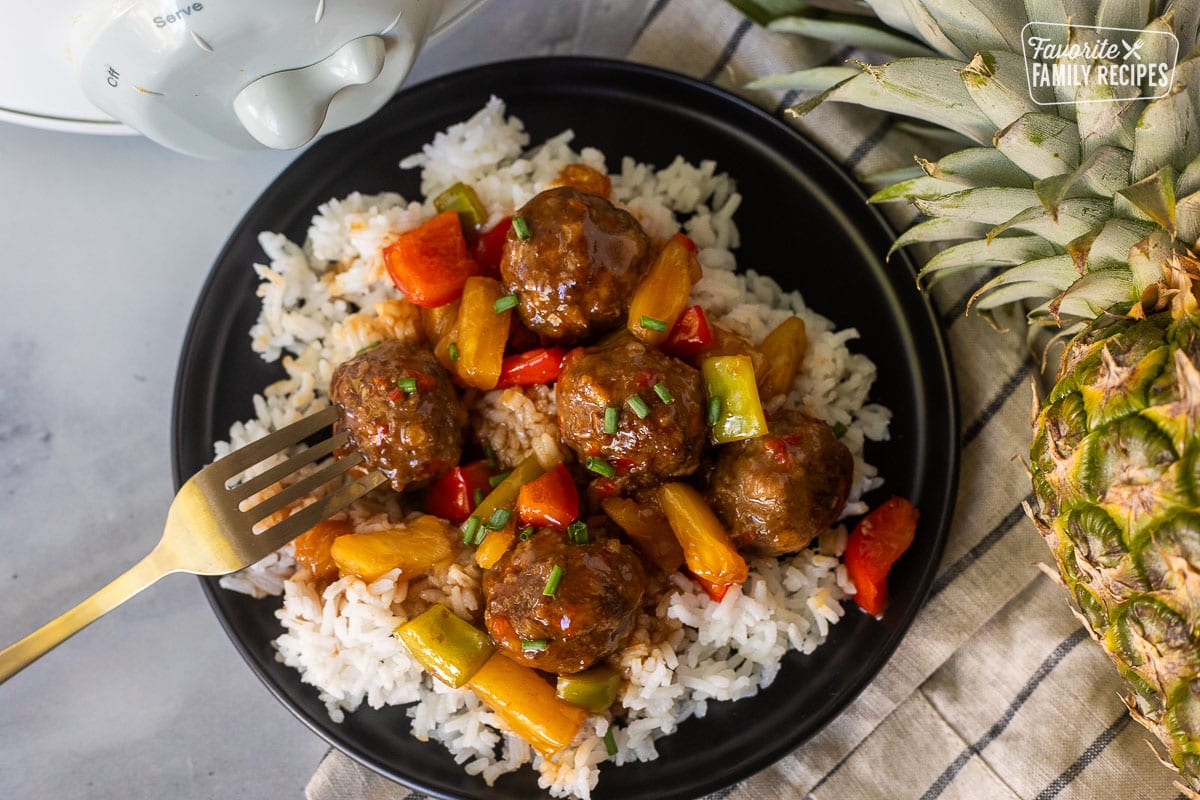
[500,187,650,342]
[707,410,853,557]
[483,529,645,674]
[329,340,466,492]
[557,336,707,487]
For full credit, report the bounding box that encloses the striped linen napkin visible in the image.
[306,2,1185,799]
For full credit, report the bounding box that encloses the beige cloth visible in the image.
[308,1,1186,798]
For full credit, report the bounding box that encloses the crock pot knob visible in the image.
[232,35,386,150]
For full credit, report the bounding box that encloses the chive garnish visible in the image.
[485,444,498,469]
[448,341,460,362]
[357,341,382,353]
[521,638,547,652]
[567,520,589,544]
[512,215,531,240]
[832,421,848,438]
[493,293,519,313]
[519,525,535,541]
[653,383,674,404]
[473,525,489,546]
[396,376,418,394]
[603,405,619,435]
[586,456,616,478]
[543,565,564,596]
[626,395,651,419]
[473,488,485,507]
[640,315,667,333]
[603,726,618,756]
[708,396,723,426]
[489,471,511,488]
[486,507,512,530]
[462,516,481,545]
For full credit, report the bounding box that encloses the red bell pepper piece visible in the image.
[425,460,494,524]
[844,496,920,617]
[383,211,481,308]
[516,463,580,528]
[495,347,567,389]
[661,305,715,360]
[473,216,513,278]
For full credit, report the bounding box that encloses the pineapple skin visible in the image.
[1031,309,1200,789]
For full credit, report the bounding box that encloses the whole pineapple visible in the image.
[729,0,1200,792]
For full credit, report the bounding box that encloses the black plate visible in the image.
[172,57,958,800]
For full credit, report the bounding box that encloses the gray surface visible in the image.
[0,2,649,797]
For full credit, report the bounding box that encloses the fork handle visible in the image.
[0,551,169,685]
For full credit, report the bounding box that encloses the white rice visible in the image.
[217,97,890,798]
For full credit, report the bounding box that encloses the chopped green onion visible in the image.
[493,293,519,314]
[832,421,848,438]
[473,525,489,546]
[519,525,535,541]
[603,405,619,435]
[448,341,460,362]
[653,383,674,404]
[486,507,512,531]
[462,516,481,545]
[626,395,651,419]
[489,471,511,488]
[485,444,498,469]
[586,456,616,478]
[603,726,618,756]
[567,520,589,544]
[640,315,667,333]
[356,341,382,354]
[521,638,547,652]
[512,215,531,240]
[543,565,565,596]
[707,396,723,426]
[473,488,485,508]
[396,376,418,394]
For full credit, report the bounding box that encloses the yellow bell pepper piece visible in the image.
[701,354,768,444]
[658,482,748,587]
[468,454,544,528]
[756,316,807,399]
[627,237,696,345]
[329,515,456,582]
[467,652,589,757]
[455,276,512,390]
[474,518,518,570]
[395,604,494,688]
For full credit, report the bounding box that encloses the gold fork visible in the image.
[0,405,385,685]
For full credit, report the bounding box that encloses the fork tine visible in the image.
[206,406,338,482]
[243,450,366,525]
[253,469,389,553]
[230,430,351,502]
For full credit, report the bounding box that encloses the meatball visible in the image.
[557,336,707,487]
[329,340,466,492]
[707,410,854,557]
[483,529,645,674]
[500,187,650,342]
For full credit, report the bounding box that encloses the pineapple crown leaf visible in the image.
[766,11,939,58]
[727,0,1200,326]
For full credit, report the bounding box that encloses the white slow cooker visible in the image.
[1,1,483,157]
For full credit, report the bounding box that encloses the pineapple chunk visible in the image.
[330,515,456,582]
